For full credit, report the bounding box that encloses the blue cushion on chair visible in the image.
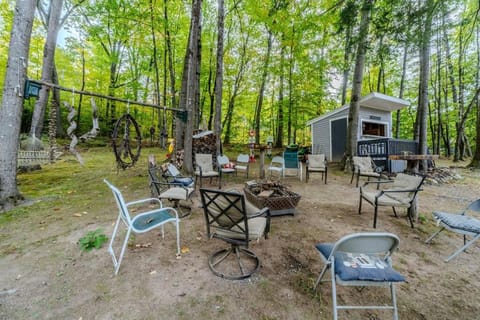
[315,243,405,282]
[174,177,194,187]
[433,211,480,234]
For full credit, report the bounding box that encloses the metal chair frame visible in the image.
[104,179,180,275]
[199,188,270,280]
[314,232,404,320]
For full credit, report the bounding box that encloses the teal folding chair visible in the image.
[104,180,180,275]
[283,150,302,181]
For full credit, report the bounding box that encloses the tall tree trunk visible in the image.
[344,0,373,170]
[165,0,176,139]
[30,0,63,138]
[469,24,480,168]
[417,0,435,173]
[223,31,249,146]
[340,11,354,106]
[206,46,215,130]
[0,0,37,211]
[178,0,202,173]
[76,47,86,130]
[214,0,224,154]
[256,30,273,145]
[52,64,65,137]
[395,42,408,138]
[278,45,285,147]
[454,8,472,162]
[288,29,295,145]
[149,0,163,147]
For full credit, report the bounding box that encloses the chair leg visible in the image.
[392,207,398,217]
[445,233,480,262]
[358,194,363,215]
[108,215,123,274]
[313,263,330,290]
[407,207,414,228]
[425,227,445,244]
[391,282,399,320]
[325,169,327,184]
[175,219,181,255]
[373,202,378,228]
[331,267,338,320]
[114,227,132,275]
[356,173,360,188]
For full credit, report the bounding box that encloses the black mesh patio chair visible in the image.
[199,188,270,280]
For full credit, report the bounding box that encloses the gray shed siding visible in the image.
[309,106,393,162]
[311,107,349,160]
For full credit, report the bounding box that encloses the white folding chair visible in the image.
[235,154,250,178]
[268,156,284,179]
[217,154,236,187]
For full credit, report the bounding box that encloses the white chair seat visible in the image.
[160,187,194,200]
[361,191,411,207]
[195,170,219,177]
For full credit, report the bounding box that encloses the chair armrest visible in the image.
[360,180,393,189]
[152,180,187,189]
[376,188,423,203]
[126,197,163,208]
[247,207,271,238]
[381,188,423,194]
[247,207,270,219]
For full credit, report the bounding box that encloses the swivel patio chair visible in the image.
[104,179,180,275]
[199,188,270,280]
[425,199,480,262]
[314,232,405,320]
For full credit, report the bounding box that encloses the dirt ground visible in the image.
[1,153,480,320]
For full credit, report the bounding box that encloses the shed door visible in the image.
[331,117,347,162]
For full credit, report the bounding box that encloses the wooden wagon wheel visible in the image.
[112,113,142,169]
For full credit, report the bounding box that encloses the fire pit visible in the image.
[244,181,301,216]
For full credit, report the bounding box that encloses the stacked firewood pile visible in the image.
[425,167,463,184]
[244,180,301,214]
[193,130,218,168]
[246,181,292,197]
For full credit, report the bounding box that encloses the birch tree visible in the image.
[0,0,37,211]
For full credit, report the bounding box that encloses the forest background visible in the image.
[1,0,480,210]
